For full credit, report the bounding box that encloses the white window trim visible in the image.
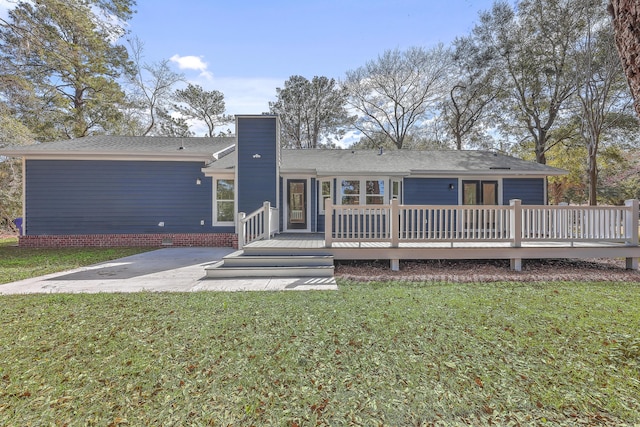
[318,179,332,214]
[458,177,503,205]
[338,177,389,205]
[213,178,235,226]
[390,178,402,202]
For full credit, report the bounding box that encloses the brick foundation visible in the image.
[18,233,238,249]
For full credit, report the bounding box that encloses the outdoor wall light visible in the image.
[196,178,201,185]
[158,222,165,227]
[253,153,262,159]
[449,183,455,190]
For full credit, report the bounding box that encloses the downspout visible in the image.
[22,158,26,236]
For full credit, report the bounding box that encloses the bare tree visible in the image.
[577,10,633,205]
[269,75,354,148]
[127,37,183,136]
[172,84,231,137]
[344,45,451,149]
[471,0,587,164]
[441,38,503,150]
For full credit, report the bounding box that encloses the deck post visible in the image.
[262,201,271,240]
[237,212,246,250]
[324,198,333,248]
[624,199,639,245]
[510,199,522,248]
[625,199,639,270]
[391,198,400,248]
[509,199,522,271]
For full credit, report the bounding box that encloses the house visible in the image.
[1,115,638,272]
[0,115,563,241]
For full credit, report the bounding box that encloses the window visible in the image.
[462,180,498,205]
[366,179,385,204]
[341,180,360,205]
[215,179,235,224]
[318,180,332,214]
[391,179,402,201]
[340,178,387,205]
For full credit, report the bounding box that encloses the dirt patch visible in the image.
[335,258,640,282]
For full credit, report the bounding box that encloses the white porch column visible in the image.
[510,199,522,248]
[625,199,639,270]
[262,201,271,240]
[391,198,400,248]
[324,198,333,248]
[237,212,246,250]
[625,199,639,245]
[509,199,522,271]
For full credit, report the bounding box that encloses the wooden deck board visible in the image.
[247,234,632,250]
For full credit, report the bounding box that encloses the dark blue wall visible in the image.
[237,116,279,215]
[503,178,545,205]
[25,160,217,235]
[404,178,458,205]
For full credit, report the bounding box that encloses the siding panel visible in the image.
[502,178,545,205]
[404,178,458,205]
[25,160,214,235]
[237,117,278,215]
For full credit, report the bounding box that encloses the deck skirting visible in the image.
[246,235,640,272]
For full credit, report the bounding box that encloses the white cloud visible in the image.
[170,54,213,79]
[0,0,15,20]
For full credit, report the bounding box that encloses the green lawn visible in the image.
[1,282,639,426]
[0,240,150,284]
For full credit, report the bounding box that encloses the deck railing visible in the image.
[237,201,279,249]
[324,198,639,247]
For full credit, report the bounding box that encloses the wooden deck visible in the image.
[246,233,640,271]
[240,200,640,271]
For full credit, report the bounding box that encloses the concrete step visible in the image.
[222,253,334,268]
[204,250,335,279]
[205,262,334,278]
[242,246,333,257]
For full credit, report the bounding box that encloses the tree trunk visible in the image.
[588,142,598,206]
[609,0,640,118]
[535,129,547,165]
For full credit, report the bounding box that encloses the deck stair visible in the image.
[204,247,334,279]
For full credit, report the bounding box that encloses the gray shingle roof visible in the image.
[204,148,565,176]
[0,135,237,160]
[279,149,565,176]
[1,136,565,176]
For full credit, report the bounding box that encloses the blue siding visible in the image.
[503,178,545,205]
[25,160,215,235]
[404,178,458,205]
[236,117,279,214]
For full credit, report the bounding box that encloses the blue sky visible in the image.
[0,0,497,133]
[127,0,496,117]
